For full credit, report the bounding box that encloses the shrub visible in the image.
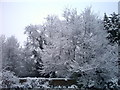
[1,70,19,88]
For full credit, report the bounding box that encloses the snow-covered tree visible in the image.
[104,12,120,84]
[2,36,21,75]
[0,35,6,72]
[63,7,105,70]
[63,7,118,88]
[104,13,120,44]
[41,15,71,77]
[23,7,118,82]
[24,24,46,76]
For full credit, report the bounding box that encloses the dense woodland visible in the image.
[0,7,120,89]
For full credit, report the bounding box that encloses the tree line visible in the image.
[0,7,119,88]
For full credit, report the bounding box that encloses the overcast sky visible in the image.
[0,0,119,46]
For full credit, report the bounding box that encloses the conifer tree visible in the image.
[104,13,120,83]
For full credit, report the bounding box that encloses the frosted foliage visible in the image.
[1,36,23,77]
[1,70,19,88]
[23,7,118,80]
[0,7,117,89]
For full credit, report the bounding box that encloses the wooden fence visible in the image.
[19,78,77,87]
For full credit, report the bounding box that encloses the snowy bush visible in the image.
[1,70,19,88]
[20,78,50,88]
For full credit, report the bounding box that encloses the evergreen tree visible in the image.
[2,36,21,75]
[104,13,120,44]
[104,12,120,84]
[24,25,45,77]
[32,50,44,76]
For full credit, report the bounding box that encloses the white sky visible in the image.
[0,0,119,46]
